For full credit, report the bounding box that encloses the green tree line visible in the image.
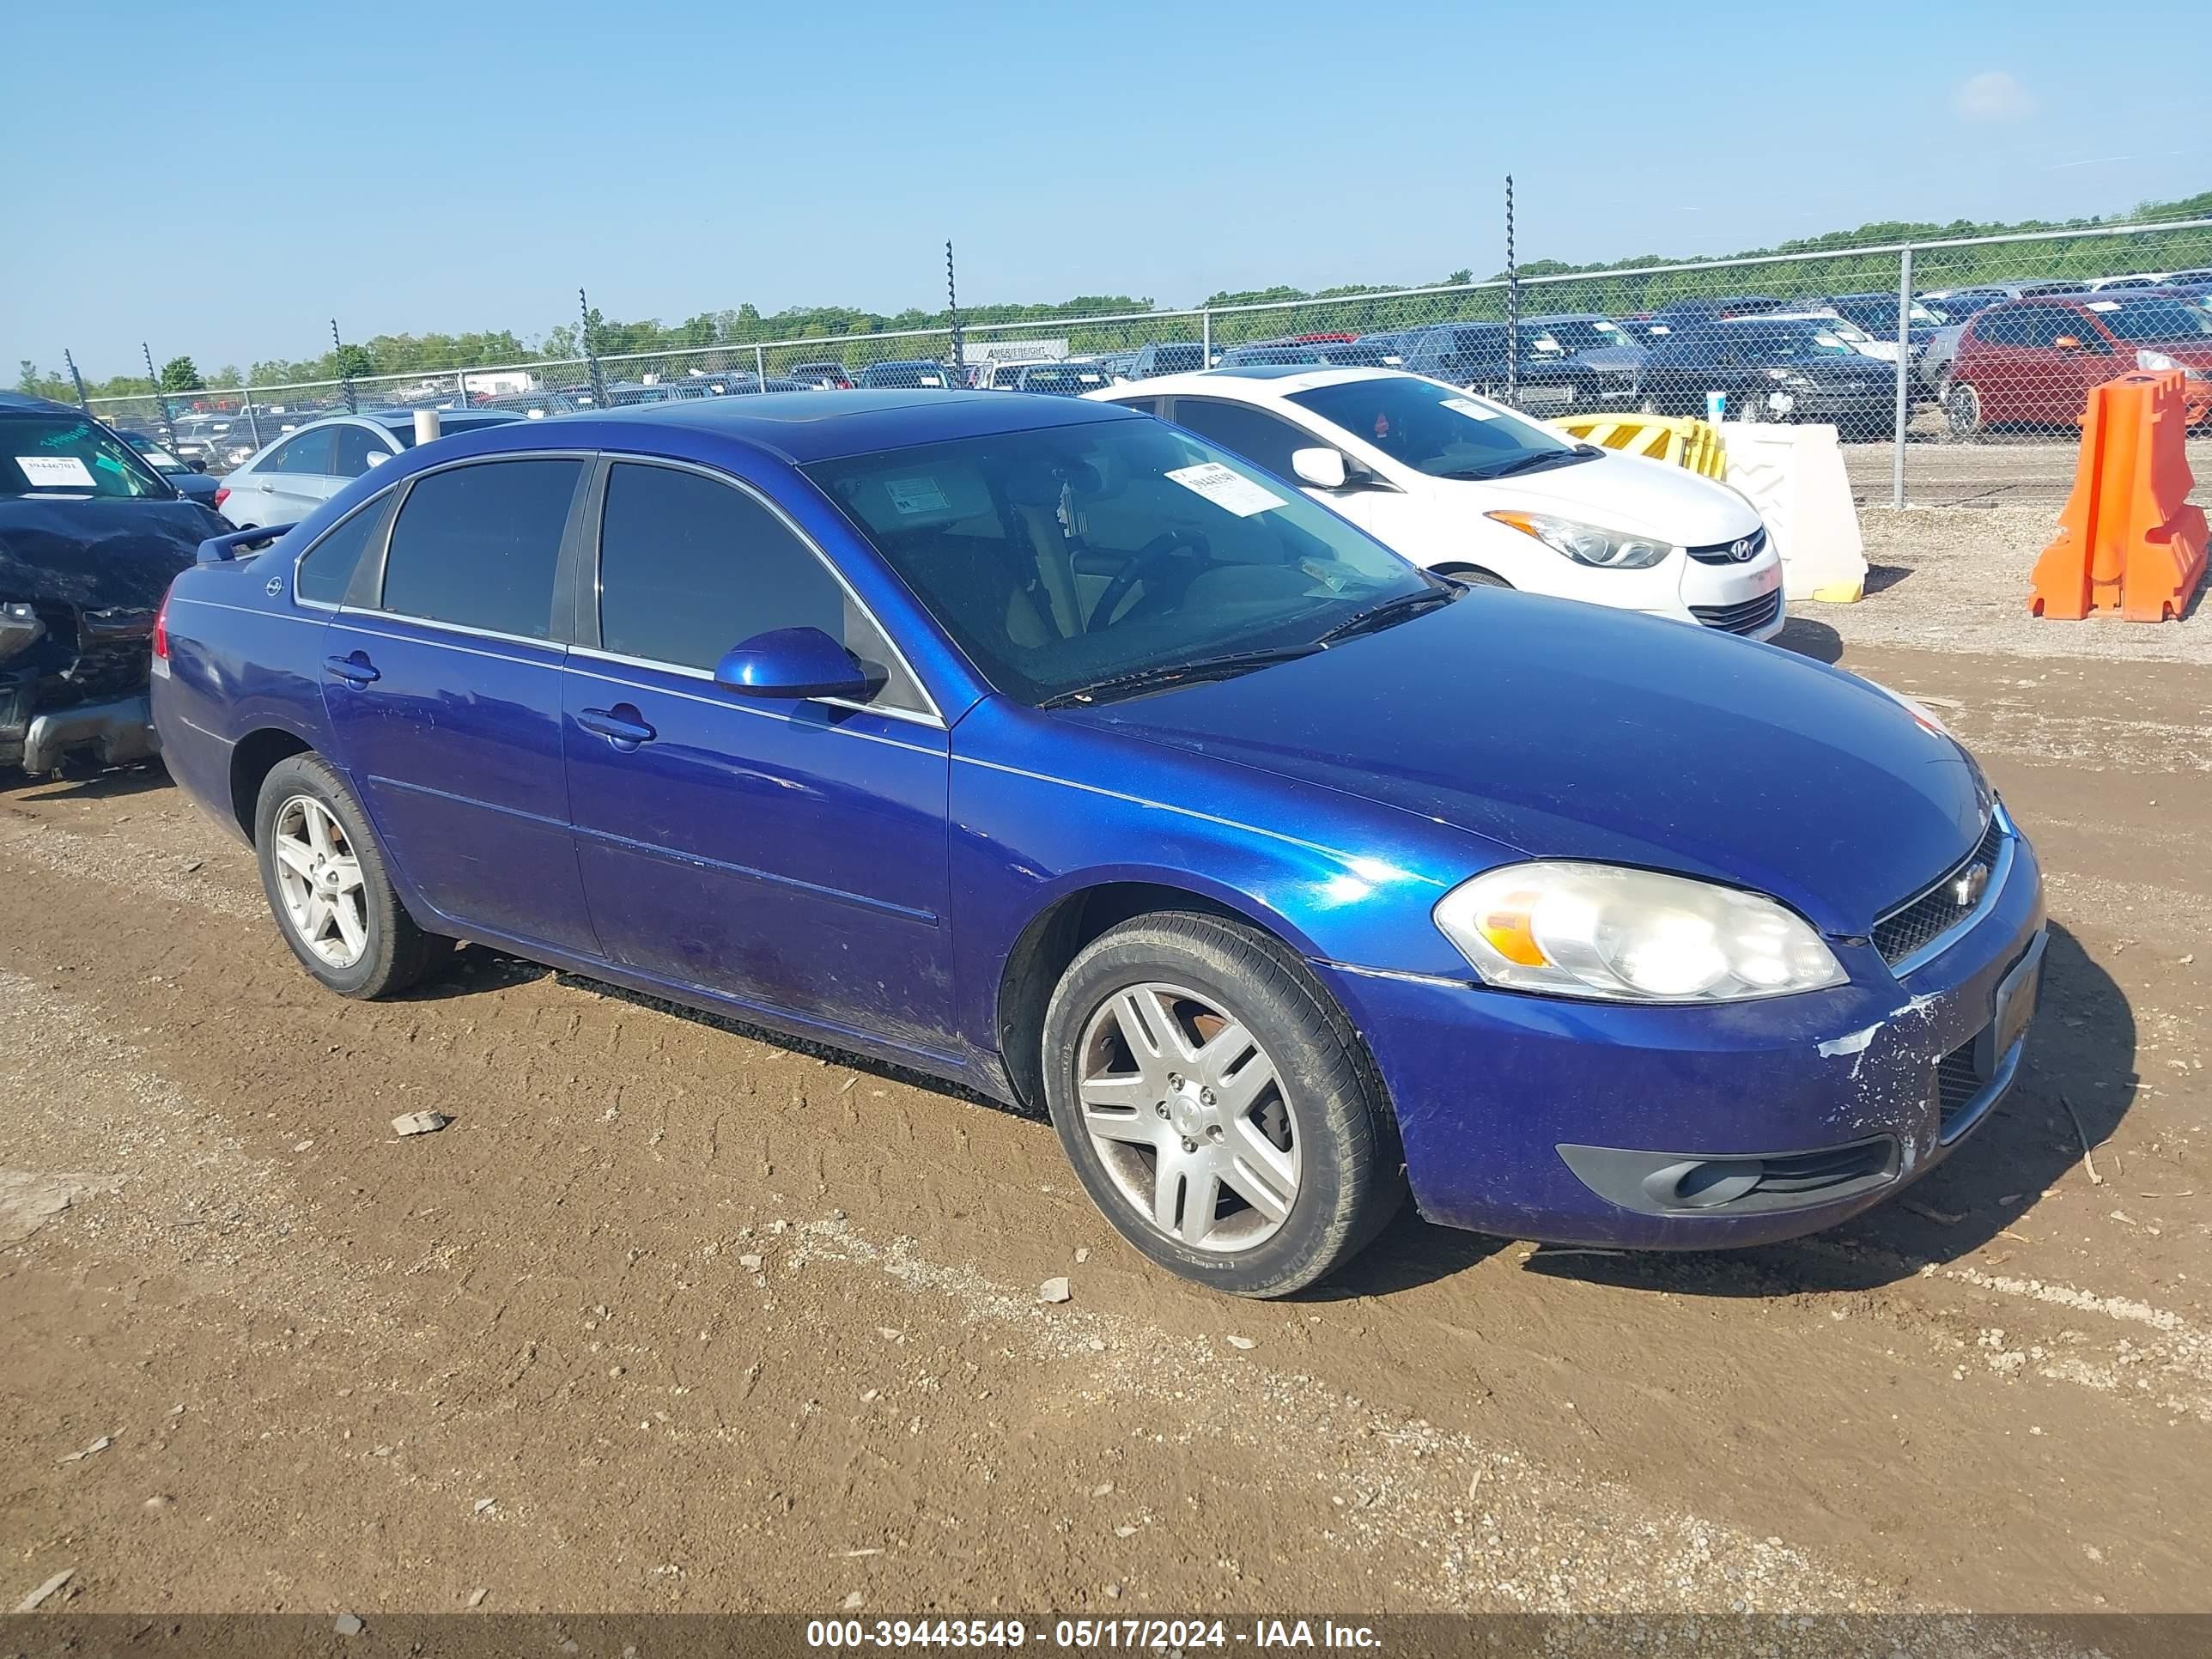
[21,188,2212,404]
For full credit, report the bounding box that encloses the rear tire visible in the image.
[1946,381,1984,440]
[1041,912,1404,1297]
[253,753,451,999]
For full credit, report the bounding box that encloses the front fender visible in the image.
[947,696,1503,1071]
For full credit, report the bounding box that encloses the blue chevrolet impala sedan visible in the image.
[150,391,2044,1296]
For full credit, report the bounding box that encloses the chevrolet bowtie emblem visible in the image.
[1952,865,1990,909]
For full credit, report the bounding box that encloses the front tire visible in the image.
[1040,912,1403,1297]
[254,753,451,999]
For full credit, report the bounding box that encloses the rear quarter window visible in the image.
[294,497,390,605]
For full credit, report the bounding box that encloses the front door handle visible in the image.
[323,651,380,686]
[578,704,656,751]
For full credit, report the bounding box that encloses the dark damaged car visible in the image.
[1,393,227,776]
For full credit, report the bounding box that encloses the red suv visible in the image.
[1946,292,2212,434]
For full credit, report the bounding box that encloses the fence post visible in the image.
[946,240,964,374]
[141,343,173,444]
[331,319,357,415]
[581,289,606,409]
[1504,174,1520,408]
[455,369,469,408]
[754,343,767,387]
[1201,308,1212,367]
[1892,246,1913,510]
[242,380,263,449]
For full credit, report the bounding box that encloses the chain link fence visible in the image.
[81,217,2212,505]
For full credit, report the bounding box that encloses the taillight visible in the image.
[212,484,229,509]
[152,584,173,661]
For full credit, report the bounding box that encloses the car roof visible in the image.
[1091,366,1394,400]
[539,387,1142,464]
[0,391,89,416]
[1521,312,1613,325]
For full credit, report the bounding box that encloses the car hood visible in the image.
[1783,356,1888,382]
[1059,593,1988,934]
[1564,344,1650,372]
[1446,451,1761,546]
[0,496,224,611]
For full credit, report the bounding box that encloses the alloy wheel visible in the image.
[270,795,368,969]
[1075,981,1301,1252]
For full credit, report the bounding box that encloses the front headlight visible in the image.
[1485,511,1671,569]
[1433,862,1847,1003]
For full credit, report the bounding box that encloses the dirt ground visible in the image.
[3,534,2209,1627]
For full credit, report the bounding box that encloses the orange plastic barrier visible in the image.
[2030,369,2209,623]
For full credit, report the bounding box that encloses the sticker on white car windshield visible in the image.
[1164,461,1285,517]
[884,475,950,514]
[2087,300,2122,312]
[1442,398,1501,421]
[15,454,96,489]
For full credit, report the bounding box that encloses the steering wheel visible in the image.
[1087,532,1210,633]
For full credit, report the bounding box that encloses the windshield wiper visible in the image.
[1037,645,1322,709]
[1311,586,1459,645]
[1455,447,1597,481]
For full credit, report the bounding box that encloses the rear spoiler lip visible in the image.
[196,523,296,563]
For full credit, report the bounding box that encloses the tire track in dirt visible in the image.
[2,786,2208,1611]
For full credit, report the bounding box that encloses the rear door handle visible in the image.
[578,704,656,751]
[323,652,380,686]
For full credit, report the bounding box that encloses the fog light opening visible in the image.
[1644,1158,1764,1210]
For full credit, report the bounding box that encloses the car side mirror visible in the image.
[1291,447,1349,490]
[713,626,869,702]
[188,459,208,473]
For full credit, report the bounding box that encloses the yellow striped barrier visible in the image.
[1548,413,1728,478]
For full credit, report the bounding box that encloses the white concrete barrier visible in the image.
[1719,422,1868,604]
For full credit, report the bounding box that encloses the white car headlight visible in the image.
[1434,862,1847,1003]
[1485,511,1671,570]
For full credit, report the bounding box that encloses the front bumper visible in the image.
[1317,819,2045,1249]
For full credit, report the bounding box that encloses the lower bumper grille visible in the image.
[1690,588,1783,634]
[1936,1042,1984,1132]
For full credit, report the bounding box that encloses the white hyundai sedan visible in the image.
[1091,367,1784,641]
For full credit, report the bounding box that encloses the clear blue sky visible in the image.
[4,0,2204,380]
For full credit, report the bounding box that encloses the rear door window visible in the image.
[270,426,339,476]
[379,458,582,637]
[594,461,928,714]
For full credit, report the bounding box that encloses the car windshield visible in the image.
[1726,322,1862,358]
[1287,374,1581,480]
[1525,319,1628,355]
[803,416,1434,707]
[1833,299,1942,332]
[0,412,174,500]
[2084,297,2212,343]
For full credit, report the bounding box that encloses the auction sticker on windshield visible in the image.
[885,476,951,515]
[1442,398,1500,422]
[1165,461,1285,517]
[15,455,96,489]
